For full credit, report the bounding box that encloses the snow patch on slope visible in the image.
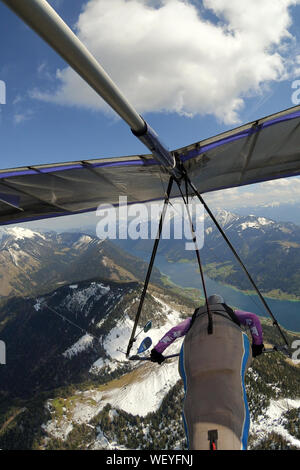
[91,295,185,368]
[214,209,239,227]
[43,390,103,440]
[73,235,93,249]
[62,282,110,313]
[62,334,94,359]
[240,221,261,230]
[257,217,274,226]
[102,359,181,417]
[250,398,300,448]
[42,291,188,443]
[34,298,45,312]
[44,355,182,443]
[1,226,45,240]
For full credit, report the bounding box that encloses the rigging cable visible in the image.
[38,301,101,342]
[126,176,174,357]
[176,176,213,334]
[184,173,290,350]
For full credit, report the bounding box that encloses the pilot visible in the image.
[150,294,264,450]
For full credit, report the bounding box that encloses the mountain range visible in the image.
[0,226,161,300]
[0,275,299,450]
[0,217,300,450]
[114,208,300,298]
[233,202,300,226]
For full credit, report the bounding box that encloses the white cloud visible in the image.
[37,62,56,81]
[205,176,300,209]
[13,109,34,125]
[32,0,300,124]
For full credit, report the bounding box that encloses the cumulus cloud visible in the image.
[32,0,300,124]
[205,176,300,209]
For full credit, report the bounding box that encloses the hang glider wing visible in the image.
[179,105,300,194]
[0,105,300,226]
[0,154,170,225]
[2,0,300,227]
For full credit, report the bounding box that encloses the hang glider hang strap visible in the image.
[185,174,290,349]
[126,176,174,358]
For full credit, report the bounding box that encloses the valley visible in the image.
[0,212,300,450]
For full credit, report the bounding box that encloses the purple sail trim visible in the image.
[0,109,299,181]
[0,158,158,180]
[86,159,157,169]
[38,164,83,173]
[0,169,38,179]
[180,111,300,162]
[180,131,252,162]
[260,110,300,128]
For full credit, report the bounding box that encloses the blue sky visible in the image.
[1,0,300,230]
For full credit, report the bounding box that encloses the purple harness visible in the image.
[154,307,263,354]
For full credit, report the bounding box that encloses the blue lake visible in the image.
[134,250,300,333]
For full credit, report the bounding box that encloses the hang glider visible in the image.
[1,1,300,226]
[0,0,300,228]
[1,0,293,356]
[0,104,300,225]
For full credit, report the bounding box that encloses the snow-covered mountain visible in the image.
[208,208,297,236]
[0,275,192,449]
[124,208,300,298]
[202,210,300,297]
[0,226,45,241]
[1,218,300,450]
[0,275,299,450]
[0,276,192,395]
[233,202,300,226]
[0,226,161,298]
